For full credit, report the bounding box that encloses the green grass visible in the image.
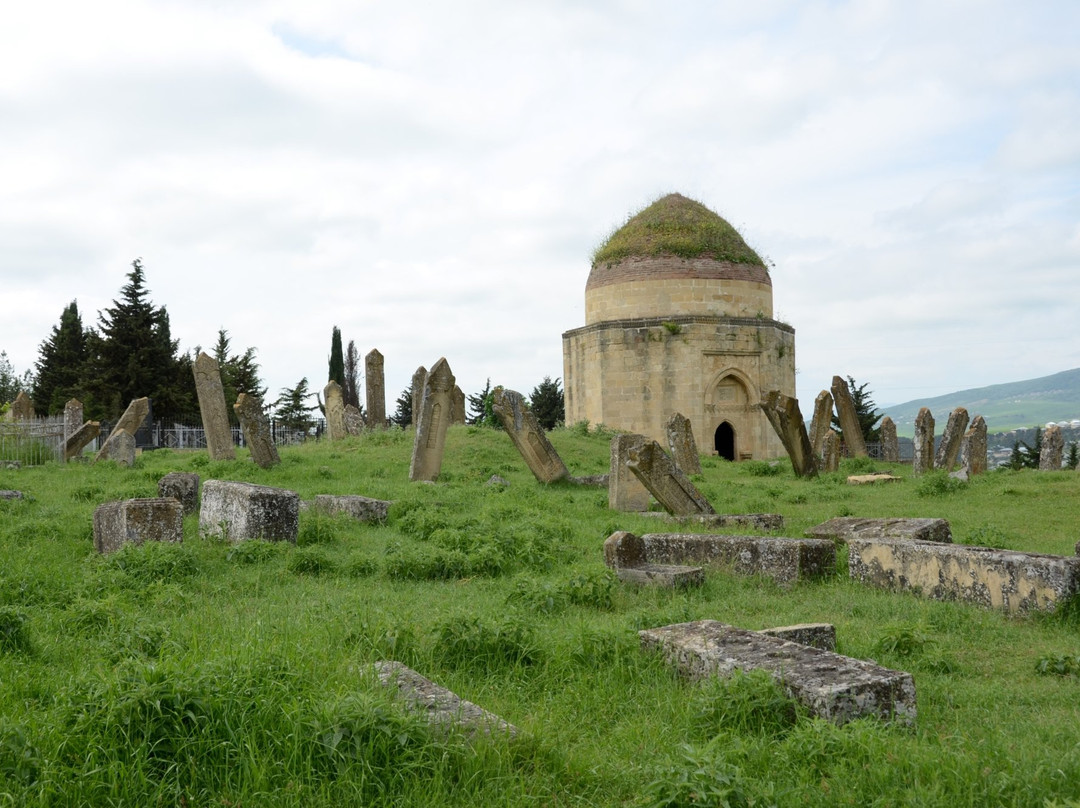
[1,426,1079,805]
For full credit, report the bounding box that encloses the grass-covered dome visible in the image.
[591,193,765,267]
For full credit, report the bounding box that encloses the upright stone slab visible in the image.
[323,380,347,441]
[365,349,386,429]
[831,376,868,458]
[1040,424,1064,470]
[95,397,150,463]
[410,366,427,428]
[63,399,83,442]
[313,494,391,523]
[912,407,935,476]
[9,392,33,421]
[879,416,899,462]
[808,390,834,458]
[491,387,570,483]
[93,497,183,554]
[960,415,987,475]
[193,352,236,460]
[344,404,363,436]
[806,517,953,544]
[609,433,651,511]
[64,421,100,461]
[934,407,969,471]
[199,480,299,542]
[665,412,702,475]
[158,472,200,515]
[760,391,817,478]
[641,621,916,727]
[821,430,840,472]
[233,393,280,468]
[409,358,455,482]
[626,441,714,515]
[451,385,466,426]
[100,431,136,467]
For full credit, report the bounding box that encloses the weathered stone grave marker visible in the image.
[960,415,988,475]
[63,399,83,442]
[808,390,834,459]
[409,358,455,482]
[603,530,705,587]
[93,497,183,554]
[344,404,363,435]
[831,375,868,457]
[102,431,136,467]
[313,494,391,523]
[1041,424,1064,470]
[491,387,570,483]
[626,440,714,515]
[806,517,953,544]
[451,385,466,426]
[158,472,200,515]
[323,380,347,441]
[410,366,427,428]
[760,391,817,478]
[199,480,299,542]
[821,429,840,472]
[665,412,701,475]
[233,393,280,468]
[64,420,100,461]
[912,407,935,476]
[935,407,969,471]
[365,349,386,429]
[9,392,33,421]
[879,416,899,462]
[95,397,149,463]
[193,352,237,461]
[609,433,651,511]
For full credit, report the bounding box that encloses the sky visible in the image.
[2,0,1078,414]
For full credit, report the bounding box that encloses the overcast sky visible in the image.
[2,0,1078,414]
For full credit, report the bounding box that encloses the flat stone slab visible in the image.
[199,480,299,543]
[849,538,1080,613]
[640,620,915,727]
[372,661,518,738]
[569,474,609,488]
[806,517,953,545]
[638,512,784,531]
[846,474,902,485]
[758,623,836,652]
[313,494,391,523]
[93,497,183,554]
[0,490,23,500]
[615,563,704,588]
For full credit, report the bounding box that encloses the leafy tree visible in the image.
[831,375,882,443]
[272,378,317,432]
[343,340,361,410]
[391,387,412,428]
[0,351,33,407]
[32,300,87,415]
[328,327,344,388]
[529,376,565,431]
[467,378,495,427]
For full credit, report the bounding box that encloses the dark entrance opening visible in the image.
[714,422,735,461]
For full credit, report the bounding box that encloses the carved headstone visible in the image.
[491,387,570,483]
[808,390,834,458]
[193,352,237,461]
[831,376,867,457]
[158,472,200,515]
[934,407,969,471]
[665,412,702,475]
[610,433,651,511]
[822,430,841,473]
[451,385,466,426]
[912,407,935,476]
[64,421,100,461]
[1040,424,1064,471]
[63,399,83,442]
[627,440,715,515]
[102,430,136,467]
[409,358,455,482]
[344,404,363,436]
[323,380,346,441]
[960,415,987,475]
[879,416,899,462]
[93,497,183,554]
[760,391,817,478]
[410,366,427,428]
[365,349,386,429]
[95,397,150,463]
[9,392,33,421]
[233,393,280,468]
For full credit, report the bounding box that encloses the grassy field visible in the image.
[1,425,1080,806]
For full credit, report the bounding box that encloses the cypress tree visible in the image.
[343,339,360,409]
[328,327,344,387]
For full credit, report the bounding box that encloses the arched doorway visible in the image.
[714,422,735,461]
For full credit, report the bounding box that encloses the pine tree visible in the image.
[0,351,32,407]
[272,378,316,431]
[831,376,882,443]
[1067,442,1079,471]
[213,328,265,424]
[529,376,565,431]
[391,387,412,427]
[343,340,361,409]
[467,378,493,426]
[328,327,344,387]
[32,300,87,415]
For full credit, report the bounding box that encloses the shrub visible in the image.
[1035,653,1080,677]
[433,615,539,670]
[740,461,781,477]
[915,470,965,497]
[873,623,934,658]
[644,743,750,808]
[694,669,801,738]
[287,548,337,576]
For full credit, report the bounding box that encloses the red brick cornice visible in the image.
[586,255,771,292]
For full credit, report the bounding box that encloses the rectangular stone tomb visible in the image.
[638,512,784,531]
[640,620,915,726]
[93,498,183,554]
[313,494,391,523]
[758,623,836,652]
[848,538,1080,613]
[603,530,704,588]
[371,661,518,738]
[199,480,299,543]
[158,472,200,515]
[806,517,952,544]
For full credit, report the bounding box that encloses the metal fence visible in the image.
[93,418,327,453]
[0,416,66,466]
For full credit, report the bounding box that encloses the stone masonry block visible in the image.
[199,480,299,543]
[758,623,837,652]
[93,497,183,554]
[806,517,952,545]
[313,494,391,523]
[158,472,200,515]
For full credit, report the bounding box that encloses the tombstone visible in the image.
[410,366,427,428]
[808,390,834,458]
[960,415,987,475]
[603,530,704,588]
[9,392,33,421]
[63,399,83,442]
[409,358,455,482]
[94,397,150,463]
[233,393,280,468]
[93,497,183,554]
[807,517,953,545]
[158,472,200,515]
[313,494,391,523]
[879,416,899,462]
[760,391,817,478]
[758,623,836,652]
[64,421,100,461]
[638,512,784,531]
[490,387,570,483]
[323,380,347,441]
[912,407,935,476]
[934,407,969,471]
[199,480,299,542]
[1040,424,1064,470]
[665,412,702,475]
[451,385,467,426]
[626,440,714,515]
[343,404,363,436]
[821,430,841,472]
[189,354,233,459]
[365,349,386,429]
[0,491,24,500]
[831,376,867,457]
[99,430,136,467]
[609,434,651,511]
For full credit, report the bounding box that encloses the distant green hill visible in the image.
[879,368,1080,437]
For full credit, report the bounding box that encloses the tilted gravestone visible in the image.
[233,393,280,468]
[626,440,714,515]
[101,431,136,467]
[9,391,33,421]
[821,429,840,472]
[609,433,650,511]
[344,404,363,436]
[451,385,467,426]
[934,407,969,471]
[199,480,299,542]
[665,412,701,475]
[1040,424,1064,470]
[64,421,100,461]
[831,376,867,458]
[63,399,83,442]
[410,366,427,429]
[365,349,386,429]
[323,380,347,441]
[95,397,149,463]
[409,358,455,482]
[158,472,200,515]
[808,390,834,459]
[760,391,817,478]
[93,497,183,554]
[912,407,935,476]
[960,415,987,475]
[193,352,236,461]
[491,386,570,483]
[879,416,899,462]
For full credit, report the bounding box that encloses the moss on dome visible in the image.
[591,193,765,268]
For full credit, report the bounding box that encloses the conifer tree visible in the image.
[272,378,316,432]
[529,376,565,431]
[391,387,412,427]
[32,300,87,415]
[213,328,265,424]
[328,327,344,387]
[343,340,361,410]
[830,376,882,443]
[0,351,32,407]
[467,378,493,426]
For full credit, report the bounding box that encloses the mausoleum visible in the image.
[562,193,795,460]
